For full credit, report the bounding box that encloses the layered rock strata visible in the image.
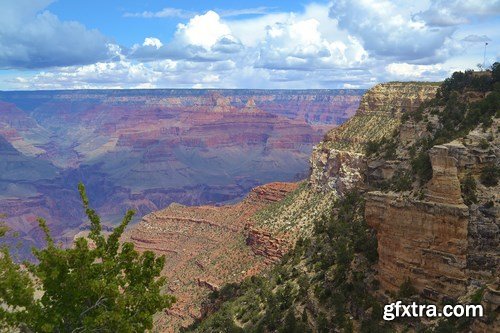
[0,89,364,258]
[366,192,469,300]
[309,81,498,330]
[320,82,439,152]
[311,82,439,190]
[246,227,289,263]
[425,145,465,205]
[123,182,297,332]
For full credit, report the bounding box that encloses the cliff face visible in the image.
[365,144,470,299]
[310,82,439,191]
[364,142,471,299]
[311,82,476,301]
[356,82,439,114]
[309,78,498,329]
[319,82,439,153]
[186,75,498,332]
[0,89,363,259]
[365,126,499,301]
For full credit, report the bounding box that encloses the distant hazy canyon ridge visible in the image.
[0,89,363,257]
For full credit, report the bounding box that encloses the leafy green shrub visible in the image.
[383,139,398,159]
[461,173,478,205]
[411,151,433,184]
[365,139,382,156]
[0,183,175,333]
[492,62,500,82]
[390,170,413,192]
[479,138,490,150]
[398,277,418,298]
[426,122,434,132]
[317,312,329,333]
[483,200,494,209]
[480,164,499,186]
[471,287,485,304]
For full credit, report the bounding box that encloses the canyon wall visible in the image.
[122,182,297,332]
[126,81,498,331]
[310,82,439,192]
[307,80,498,329]
[366,137,498,303]
[365,144,472,299]
[0,89,363,258]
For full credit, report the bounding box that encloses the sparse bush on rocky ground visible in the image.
[461,172,478,205]
[480,163,500,187]
[187,192,384,332]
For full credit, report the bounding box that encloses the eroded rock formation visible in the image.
[309,148,366,193]
[425,145,465,205]
[321,82,439,152]
[0,89,364,259]
[123,182,298,331]
[308,80,498,330]
[366,192,469,299]
[246,227,289,263]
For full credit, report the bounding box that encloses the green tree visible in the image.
[461,173,478,205]
[0,183,175,332]
[480,164,500,187]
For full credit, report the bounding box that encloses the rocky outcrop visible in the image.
[356,82,439,115]
[308,80,498,326]
[311,83,475,299]
[247,182,297,203]
[362,96,499,327]
[309,148,366,193]
[364,136,500,301]
[122,182,298,332]
[425,145,465,205]
[196,278,220,292]
[310,82,438,192]
[366,192,469,300]
[246,227,289,263]
[320,82,439,152]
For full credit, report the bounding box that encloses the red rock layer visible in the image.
[122,182,298,332]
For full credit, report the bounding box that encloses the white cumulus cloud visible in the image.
[2,1,498,90]
[329,0,457,64]
[142,37,163,49]
[0,0,113,69]
[176,11,232,49]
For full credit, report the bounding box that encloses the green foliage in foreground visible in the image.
[187,192,387,333]
[0,183,175,333]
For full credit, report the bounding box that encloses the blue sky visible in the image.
[0,0,499,89]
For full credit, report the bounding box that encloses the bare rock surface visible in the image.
[123,182,298,331]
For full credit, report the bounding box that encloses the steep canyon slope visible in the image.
[185,69,499,332]
[0,89,363,257]
[129,82,439,331]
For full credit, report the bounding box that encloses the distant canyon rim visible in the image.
[0,89,364,258]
